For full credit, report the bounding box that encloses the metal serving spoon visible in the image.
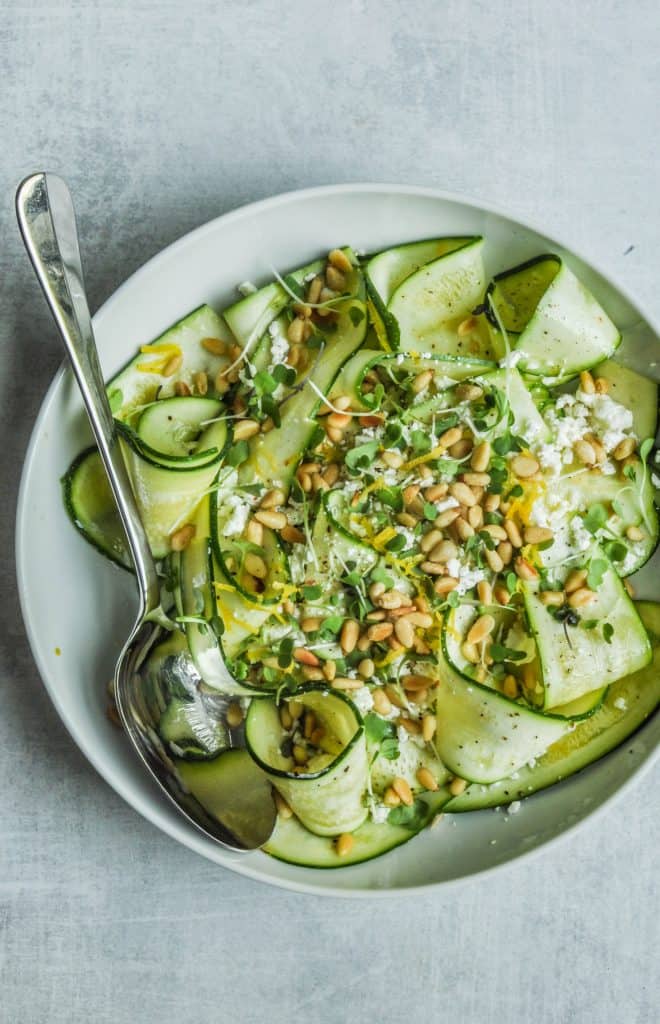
[16,172,275,850]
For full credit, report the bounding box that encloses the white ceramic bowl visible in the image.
[16,184,660,896]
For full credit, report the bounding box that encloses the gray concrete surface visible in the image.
[1,1,658,1021]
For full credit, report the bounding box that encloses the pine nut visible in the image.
[175,380,191,396]
[504,519,523,547]
[497,541,513,565]
[340,619,359,654]
[381,450,403,469]
[422,715,436,742]
[565,569,588,594]
[568,587,597,608]
[311,472,329,493]
[356,633,371,652]
[367,622,394,642]
[384,684,406,709]
[331,677,364,690]
[301,617,322,633]
[392,777,414,806]
[326,427,344,443]
[254,509,288,529]
[613,437,636,461]
[335,832,354,857]
[579,370,596,394]
[523,525,554,545]
[455,382,483,401]
[372,688,392,715]
[293,648,320,667]
[163,353,183,377]
[467,614,495,645]
[429,539,458,563]
[412,369,434,394]
[467,505,483,530]
[540,590,564,606]
[326,265,346,291]
[201,337,227,356]
[281,524,306,544]
[448,777,468,796]
[303,711,316,739]
[477,580,492,605]
[449,439,473,458]
[170,523,196,551]
[323,463,340,486]
[193,370,208,395]
[423,484,446,502]
[279,705,293,729]
[403,484,421,505]
[626,525,646,541]
[462,472,490,487]
[514,556,539,581]
[436,507,461,528]
[456,518,475,541]
[383,787,401,807]
[398,718,422,738]
[323,660,337,682]
[319,286,338,305]
[594,376,610,394]
[260,488,285,509]
[420,529,444,554]
[376,590,408,610]
[358,658,375,679]
[450,481,478,507]
[421,561,445,575]
[470,440,491,473]
[397,512,418,528]
[402,611,434,628]
[483,523,508,541]
[439,426,462,448]
[493,583,511,605]
[292,744,307,765]
[402,674,436,692]
[307,276,323,304]
[575,439,597,466]
[461,641,480,663]
[226,702,244,728]
[233,418,260,440]
[394,618,415,648]
[415,766,438,792]
[214,368,230,394]
[244,552,268,579]
[287,317,305,345]
[502,675,518,699]
[435,576,459,595]
[511,454,540,478]
[327,412,351,430]
[328,248,353,273]
[484,493,500,513]
[486,549,504,573]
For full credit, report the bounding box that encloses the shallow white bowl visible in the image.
[16,184,659,896]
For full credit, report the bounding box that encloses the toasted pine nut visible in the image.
[327,412,351,430]
[423,484,446,502]
[201,337,227,356]
[579,370,596,394]
[292,744,307,765]
[462,472,490,487]
[454,382,483,401]
[540,590,565,606]
[293,648,320,667]
[467,614,495,645]
[254,509,288,530]
[486,549,504,573]
[448,777,468,797]
[383,787,401,807]
[477,580,493,605]
[356,633,371,652]
[493,583,511,605]
[497,541,513,565]
[594,376,610,394]
[470,440,491,473]
[439,426,462,448]
[311,472,329,493]
[331,677,364,690]
[381,450,403,469]
[335,832,354,857]
[192,370,208,395]
[323,463,340,486]
[434,576,459,595]
[233,418,260,441]
[226,702,243,728]
[402,611,434,628]
[340,619,359,654]
[626,525,646,541]
[328,248,353,273]
[502,675,519,699]
[325,265,346,291]
[372,688,392,715]
[416,766,439,791]
[398,717,421,735]
[384,684,406,709]
[450,481,478,507]
[402,673,436,691]
[394,618,415,648]
[461,641,480,664]
[455,518,475,542]
[436,507,461,528]
[613,437,636,461]
[287,317,305,345]
[163,353,183,377]
[483,523,508,541]
[396,512,418,528]
[412,369,434,394]
[301,617,322,633]
[403,484,421,505]
[376,589,408,610]
[260,488,285,509]
[514,556,539,581]
[484,493,500,513]
[429,539,458,563]
[306,275,323,304]
[281,524,306,544]
[575,439,597,466]
[214,368,230,394]
[358,658,375,679]
[467,505,484,530]
[170,523,196,551]
[449,439,473,458]
[367,622,394,642]
[244,552,268,579]
[392,777,414,806]
[274,791,293,819]
[565,568,588,594]
[568,587,597,608]
[420,529,444,554]
[523,525,554,545]
[422,715,436,742]
[279,705,293,729]
[421,560,445,575]
[326,427,344,444]
[511,454,539,478]
[504,519,523,547]
[175,380,192,396]
[323,660,337,682]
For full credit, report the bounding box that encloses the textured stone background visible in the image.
[1,1,658,1021]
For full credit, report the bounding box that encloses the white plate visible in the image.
[16,184,660,897]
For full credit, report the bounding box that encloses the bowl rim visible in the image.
[15,181,660,898]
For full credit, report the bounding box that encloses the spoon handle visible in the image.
[16,172,160,612]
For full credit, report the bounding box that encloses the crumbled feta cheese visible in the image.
[507,800,521,814]
[434,496,460,513]
[237,280,257,296]
[536,441,564,476]
[222,494,251,537]
[351,687,374,714]
[570,516,593,553]
[370,803,390,824]
[529,495,572,531]
[613,696,628,711]
[269,330,289,367]
[499,350,523,369]
[445,557,487,594]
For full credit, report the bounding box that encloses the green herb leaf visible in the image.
[278,637,294,668]
[387,798,431,831]
[583,503,608,534]
[345,440,380,473]
[349,305,365,327]
[385,534,407,553]
[380,737,400,760]
[108,387,123,413]
[602,622,614,644]
[364,713,395,744]
[489,643,526,662]
[423,502,439,521]
[226,440,250,467]
[371,564,394,588]
[586,557,608,590]
[603,540,628,563]
[640,437,654,463]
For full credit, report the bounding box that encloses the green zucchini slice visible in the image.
[61,446,131,569]
[591,358,658,440]
[245,686,369,836]
[447,601,660,810]
[488,255,621,380]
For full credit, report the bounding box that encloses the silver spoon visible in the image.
[16,172,275,850]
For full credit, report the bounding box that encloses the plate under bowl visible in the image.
[16,184,660,896]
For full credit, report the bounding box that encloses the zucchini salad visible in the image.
[64,237,660,868]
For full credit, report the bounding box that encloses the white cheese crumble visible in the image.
[499,350,524,369]
[445,557,487,594]
[370,803,390,825]
[222,494,251,537]
[613,696,628,711]
[434,496,460,513]
[269,329,290,367]
[351,687,374,715]
[507,800,521,814]
[539,389,637,474]
[237,280,257,295]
